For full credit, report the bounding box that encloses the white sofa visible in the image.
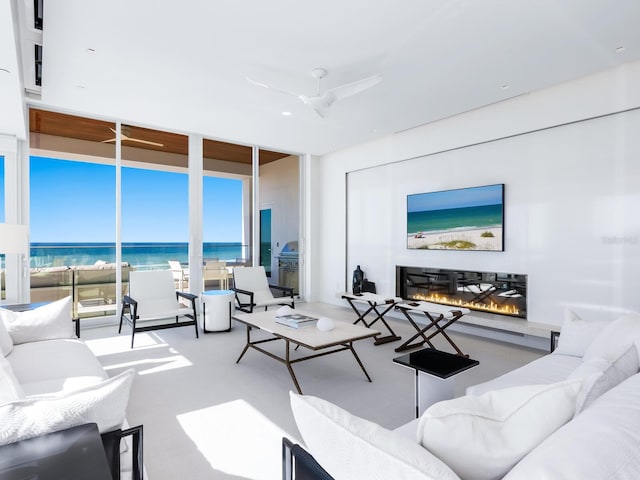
[0,297,140,479]
[289,311,640,480]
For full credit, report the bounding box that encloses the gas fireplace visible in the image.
[396,266,527,319]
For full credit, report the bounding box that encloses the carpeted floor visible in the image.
[81,302,544,479]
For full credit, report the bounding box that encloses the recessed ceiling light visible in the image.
[0,68,10,75]
[86,48,96,54]
[616,46,626,54]
[501,84,510,90]
[281,111,292,116]
[75,84,86,89]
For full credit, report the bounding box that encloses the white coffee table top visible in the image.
[232,309,380,350]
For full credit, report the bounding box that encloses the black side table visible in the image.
[0,423,113,480]
[394,348,479,418]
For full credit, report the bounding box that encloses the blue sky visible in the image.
[408,184,504,213]
[29,156,242,242]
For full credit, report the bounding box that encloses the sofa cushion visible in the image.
[1,297,75,345]
[0,369,135,447]
[553,309,609,357]
[0,318,13,356]
[8,339,108,395]
[290,392,461,480]
[466,354,581,396]
[0,355,24,404]
[418,379,582,480]
[583,314,640,363]
[569,344,639,413]
[503,373,640,480]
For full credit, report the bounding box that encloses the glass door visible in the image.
[259,208,272,276]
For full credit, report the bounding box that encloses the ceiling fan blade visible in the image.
[127,137,164,147]
[326,74,382,101]
[246,76,304,100]
[102,138,116,143]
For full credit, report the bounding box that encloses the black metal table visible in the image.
[0,423,113,480]
[394,348,479,418]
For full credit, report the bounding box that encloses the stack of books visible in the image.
[275,313,318,329]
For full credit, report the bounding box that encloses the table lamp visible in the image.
[0,224,29,304]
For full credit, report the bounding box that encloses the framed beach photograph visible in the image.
[407,184,504,251]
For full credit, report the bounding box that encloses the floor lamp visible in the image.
[0,224,29,305]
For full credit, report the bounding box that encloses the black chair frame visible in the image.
[119,291,199,348]
[282,437,334,480]
[233,285,295,313]
[101,424,144,480]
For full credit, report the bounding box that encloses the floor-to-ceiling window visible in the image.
[1,155,5,300]
[26,108,297,316]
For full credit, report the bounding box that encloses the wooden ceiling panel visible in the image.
[29,108,292,165]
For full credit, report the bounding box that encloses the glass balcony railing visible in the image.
[1,243,251,319]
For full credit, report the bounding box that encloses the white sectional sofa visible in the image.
[0,297,140,479]
[288,312,640,480]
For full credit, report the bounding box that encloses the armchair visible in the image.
[232,266,294,313]
[119,270,199,347]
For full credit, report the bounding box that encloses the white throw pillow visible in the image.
[0,317,13,356]
[569,344,639,413]
[583,314,640,363]
[0,355,25,404]
[2,297,75,345]
[290,392,461,480]
[553,309,608,357]
[0,368,134,446]
[417,379,582,480]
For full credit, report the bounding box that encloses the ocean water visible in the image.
[29,242,245,269]
[407,204,503,235]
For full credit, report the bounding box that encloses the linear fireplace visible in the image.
[396,266,527,319]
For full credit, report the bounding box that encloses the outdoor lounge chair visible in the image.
[119,269,199,347]
[168,260,189,291]
[232,266,295,313]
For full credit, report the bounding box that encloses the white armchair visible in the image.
[119,269,199,347]
[232,266,294,313]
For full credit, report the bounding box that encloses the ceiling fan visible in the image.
[247,68,382,118]
[102,127,164,147]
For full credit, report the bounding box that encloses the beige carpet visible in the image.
[81,302,544,479]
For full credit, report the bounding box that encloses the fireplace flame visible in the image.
[413,293,520,316]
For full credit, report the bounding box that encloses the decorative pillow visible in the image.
[0,355,25,404]
[0,317,13,356]
[0,368,134,446]
[290,392,461,480]
[2,297,75,345]
[583,314,640,363]
[417,379,582,480]
[569,344,639,413]
[553,309,608,357]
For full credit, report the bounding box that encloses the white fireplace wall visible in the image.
[310,60,640,327]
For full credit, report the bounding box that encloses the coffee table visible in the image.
[232,309,380,394]
[394,348,479,418]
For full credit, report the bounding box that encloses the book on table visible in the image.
[275,313,318,329]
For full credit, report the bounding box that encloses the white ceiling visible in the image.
[5,0,640,155]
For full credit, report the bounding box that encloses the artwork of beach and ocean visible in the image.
[29,242,245,269]
[407,184,504,251]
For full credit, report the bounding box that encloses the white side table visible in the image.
[201,290,235,332]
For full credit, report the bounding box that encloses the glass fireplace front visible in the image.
[396,266,527,319]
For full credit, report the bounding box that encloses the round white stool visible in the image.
[201,290,235,332]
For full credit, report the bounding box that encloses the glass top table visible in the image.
[394,348,479,418]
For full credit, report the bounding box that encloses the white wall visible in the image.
[312,60,640,327]
[259,155,300,284]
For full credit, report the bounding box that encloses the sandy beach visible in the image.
[407,227,503,251]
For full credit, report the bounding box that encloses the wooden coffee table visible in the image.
[232,309,380,394]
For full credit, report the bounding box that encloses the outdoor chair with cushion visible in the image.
[168,260,189,291]
[232,266,295,313]
[119,269,199,347]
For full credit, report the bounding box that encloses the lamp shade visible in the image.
[0,224,28,254]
